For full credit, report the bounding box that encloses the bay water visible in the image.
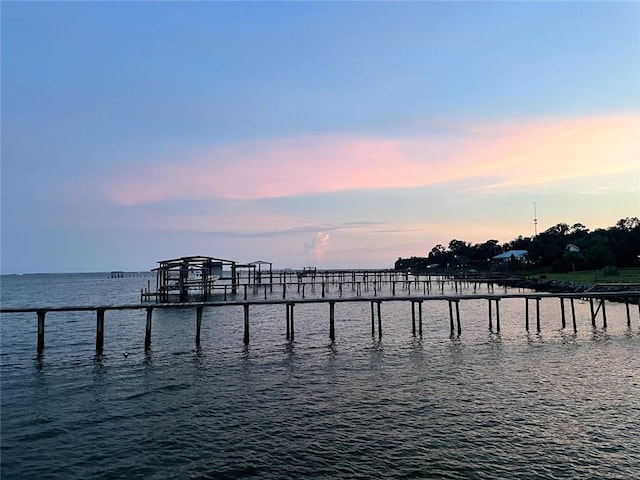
[1,273,639,479]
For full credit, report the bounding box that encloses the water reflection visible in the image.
[191,347,205,369]
[33,353,46,372]
[282,340,296,357]
[558,329,578,345]
[487,332,503,347]
[591,329,611,342]
[526,331,545,347]
[143,350,154,368]
[92,353,105,367]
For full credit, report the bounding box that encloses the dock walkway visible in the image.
[2,291,639,355]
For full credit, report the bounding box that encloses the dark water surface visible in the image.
[2,274,639,479]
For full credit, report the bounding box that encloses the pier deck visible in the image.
[2,291,639,355]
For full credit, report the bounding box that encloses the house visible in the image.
[492,250,528,261]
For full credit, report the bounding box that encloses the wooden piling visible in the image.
[455,300,461,336]
[536,299,541,333]
[329,301,335,341]
[525,298,529,332]
[37,310,46,353]
[371,302,375,336]
[243,303,249,344]
[195,306,203,346]
[448,301,454,335]
[286,303,290,340]
[571,298,576,332]
[145,307,153,350]
[488,299,493,332]
[625,299,631,327]
[377,301,382,339]
[590,298,596,327]
[289,303,295,340]
[411,301,416,336]
[601,298,607,329]
[495,299,500,333]
[96,308,105,354]
[418,301,423,337]
[560,298,566,329]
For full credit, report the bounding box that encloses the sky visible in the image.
[2,1,639,273]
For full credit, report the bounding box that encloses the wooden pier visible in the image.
[140,267,509,303]
[2,291,639,355]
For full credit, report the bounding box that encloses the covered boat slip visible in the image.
[147,256,273,302]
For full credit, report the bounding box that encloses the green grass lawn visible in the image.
[528,268,640,285]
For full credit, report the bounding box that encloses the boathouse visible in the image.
[152,255,236,302]
[149,256,274,302]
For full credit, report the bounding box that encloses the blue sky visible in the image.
[2,2,639,273]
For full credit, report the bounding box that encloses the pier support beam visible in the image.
[371,301,375,336]
[489,299,493,332]
[536,299,541,333]
[411,302,416,336]
[243,303,250,344]
[571,299,577,332]
[560,298,566,329]
[448,301,454,335]
[145,307,153,350]
[286,303,295,341]
[37,310,46,353]
[370,301,382,339]
[329,301,335,341]
[195,306,203,347]
[96,308,105,355]
[601,298,607,329]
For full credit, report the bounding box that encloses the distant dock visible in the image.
[110,271,154,278]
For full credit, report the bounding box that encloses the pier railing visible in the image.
[2,291,639,355]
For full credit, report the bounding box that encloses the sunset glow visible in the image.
[106,114,638,204]
[2,2,639,272]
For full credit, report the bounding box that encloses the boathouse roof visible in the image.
[492,250,528,260]
[154,256,238,270]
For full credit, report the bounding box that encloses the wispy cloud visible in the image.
[103,113,638,206]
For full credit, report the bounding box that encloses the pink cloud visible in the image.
[105,113,639,205]
[304,232,331,262]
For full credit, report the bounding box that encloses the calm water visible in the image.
[1,273,639,479]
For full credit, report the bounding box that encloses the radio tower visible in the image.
[533,202,538,237]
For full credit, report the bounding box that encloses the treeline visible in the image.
[395,217,640,273]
